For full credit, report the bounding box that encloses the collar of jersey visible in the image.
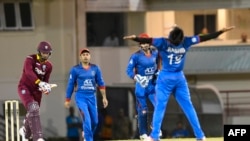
[36,54,47,63]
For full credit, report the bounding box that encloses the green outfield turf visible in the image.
[109,137,223,141]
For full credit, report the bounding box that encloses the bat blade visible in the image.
[50,84,58,88]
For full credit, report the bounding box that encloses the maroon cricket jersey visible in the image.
[18,54,53,92]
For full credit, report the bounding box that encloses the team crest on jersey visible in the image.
[91,71,95,76]
[42,65,46,71]
[145,67,155,75]
[21,89,26,94]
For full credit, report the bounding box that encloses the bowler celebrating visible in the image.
[124,26,235,141]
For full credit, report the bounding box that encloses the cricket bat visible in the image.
[50,83,58,88]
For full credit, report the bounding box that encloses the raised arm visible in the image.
[199,26,235,42]
[123,35,153,44]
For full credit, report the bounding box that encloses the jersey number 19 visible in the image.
[168,54,183,65]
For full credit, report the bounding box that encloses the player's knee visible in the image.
[27,101,40,116]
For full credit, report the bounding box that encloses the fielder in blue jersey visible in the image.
[65,48,108,141]
[124,26,235,141]
[126,33,160,140]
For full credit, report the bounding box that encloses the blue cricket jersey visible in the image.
[126,49,158,79]
[149,35,205,140]
[152,36,200,72]
[66,63,105,100]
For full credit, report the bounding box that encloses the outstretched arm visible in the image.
[123,35,153,44]
[199,26,235,42]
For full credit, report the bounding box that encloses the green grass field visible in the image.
[110,137,223,141]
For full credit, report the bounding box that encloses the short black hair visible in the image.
[169,27,184,45]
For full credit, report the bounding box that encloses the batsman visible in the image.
[17,41,54,141]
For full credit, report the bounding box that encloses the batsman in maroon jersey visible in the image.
[18,41,53,141]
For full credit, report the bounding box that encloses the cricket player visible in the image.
[124,26,235,141]
[65,48,108,141]
[126,33,160,140]
[18,41,53,141]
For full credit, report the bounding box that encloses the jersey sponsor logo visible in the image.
[84,79,92,86]
[35,67,45,75]
[81,79,95,90]
[145,67,155,75]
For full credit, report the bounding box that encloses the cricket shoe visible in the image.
[197,137,206,141]
[82,131,86,141]
[159,130,162,138]
[149,125,162,138]
[140,134,148,141]
[143,136,160,141]
[19,126,29,141]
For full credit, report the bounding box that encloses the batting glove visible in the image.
[134,74,149,88]
[38,81,51,94]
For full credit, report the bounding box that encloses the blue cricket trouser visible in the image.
[75,93,98,141]
[135,81,156,135]
[150,71,205,140]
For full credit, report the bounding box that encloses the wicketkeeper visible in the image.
[126,33,161,140]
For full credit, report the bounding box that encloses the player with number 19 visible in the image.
[65,48,108,141]
[124,26,235,141]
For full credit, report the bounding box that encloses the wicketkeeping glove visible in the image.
[134,74,149,88]
[38,81,51,94]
